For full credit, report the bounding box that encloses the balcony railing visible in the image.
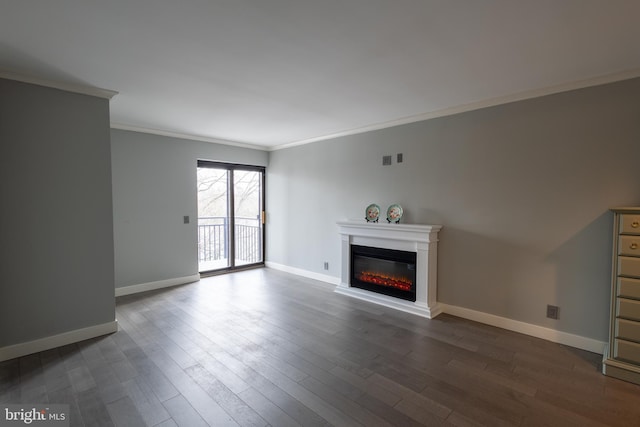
[197,216,262,268]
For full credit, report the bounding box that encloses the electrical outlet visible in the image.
[323,262,329,270]
[183,215,190,224]
[546,304,559,319]
[397,153,403,163]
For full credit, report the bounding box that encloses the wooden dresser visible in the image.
[603,207,640,384]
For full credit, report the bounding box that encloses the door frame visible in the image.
[197,160,266,274]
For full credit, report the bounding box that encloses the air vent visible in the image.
[382,155,392,166]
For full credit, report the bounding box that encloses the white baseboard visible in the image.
[441,304,607,354]
[115,274,201,297]
[265,261,340,289]
[264,262,606,354]
[0,320,118,362]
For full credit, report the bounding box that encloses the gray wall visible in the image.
[266,78,640,341]
[0,79,115,347]
[111,129,268,288]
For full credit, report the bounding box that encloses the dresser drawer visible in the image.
[618,277,640,300]
[618,298,640,321]
[616,319,640,342]
[614,339,640,364]
[619,235,640,257]
[620,214,640,235]
[619,256,640,278]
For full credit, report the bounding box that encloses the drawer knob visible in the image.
[632,243,639,250]
[633,221,639,228]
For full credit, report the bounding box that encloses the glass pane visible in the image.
[197,167,230,272]
[234,170,263,266]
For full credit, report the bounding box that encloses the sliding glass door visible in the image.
[197,161,264,273]
[233,169,264,267]
[197,166,230,271]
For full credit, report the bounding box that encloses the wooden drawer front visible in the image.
[614,339,640,364]
[618,298,640,321]
[619,236,640,257]
[618,277,640,300]
[620,214,640,235]
[618,256,640,278]
[616,319,640,342]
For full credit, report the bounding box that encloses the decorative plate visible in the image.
[386,204,403,223]
[365,204,381,222]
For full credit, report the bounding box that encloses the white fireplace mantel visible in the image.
[336,220,442,318]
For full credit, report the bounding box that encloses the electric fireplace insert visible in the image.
[350,244,417,302]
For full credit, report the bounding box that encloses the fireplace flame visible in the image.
[357,271,413,291]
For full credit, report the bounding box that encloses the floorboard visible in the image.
[1,268,640,426]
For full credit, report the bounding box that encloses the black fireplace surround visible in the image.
[350,245,417,302]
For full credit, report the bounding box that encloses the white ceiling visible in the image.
[2,1,640,150]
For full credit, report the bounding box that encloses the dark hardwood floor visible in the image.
[2,268,640,426]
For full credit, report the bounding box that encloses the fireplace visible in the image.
[336,220,442,318]
[351,245,416,301]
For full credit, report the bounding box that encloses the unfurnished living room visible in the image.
[2,1,640,426]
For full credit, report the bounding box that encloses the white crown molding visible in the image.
[11,66,635,152]
[0,320,118,362]
[0,69,118,100]
[269,67,640,151]
[115,274,201,297]
[110,123,269,151]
